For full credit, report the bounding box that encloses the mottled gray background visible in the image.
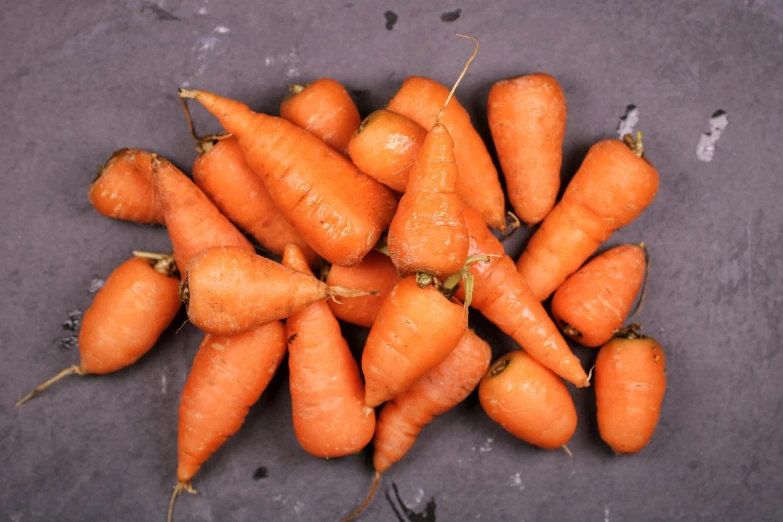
[1,1,782,521]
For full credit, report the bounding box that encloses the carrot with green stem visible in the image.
[280,78,361,155]
[552,243,648,347]
[167,320,287,522]
[516,133,659,301]
[88,148,164,224]
[16,252,181,406]
[282,244,375,457]
[182,246,376,336]
[178,88,397,266]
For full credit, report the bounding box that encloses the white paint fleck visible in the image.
[181,81,191,88]
[161,375,167,394]
[198,7,208,15]
[696,110,729,162]
[214,25,231,34]
[617,104,639,138]
[197,36,218,56]
[285,48,300,78]
[88,278,105,293]
[413,488,424,505]
[479,437,494,452]
[605,506,610,522]
[293,501,305,515]
[264,56,274,66]
[511,472,525,490]
[272,494,289,505]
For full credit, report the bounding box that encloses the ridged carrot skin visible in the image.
[552,244,646,347]
[516,139,659,301]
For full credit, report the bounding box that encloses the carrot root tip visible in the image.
[340,470,381,522]
[562,445,574,457]
[499,211,521,240]
[179,277,190,308]
[563,323,583,339]
[15,365,83,407]
[177,88,199,99]
[167,481,197,522]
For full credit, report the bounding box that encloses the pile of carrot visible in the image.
[16,34,668,521]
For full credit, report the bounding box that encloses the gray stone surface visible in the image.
[1,1,782,521]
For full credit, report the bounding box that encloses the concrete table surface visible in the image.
[1,1,781,521]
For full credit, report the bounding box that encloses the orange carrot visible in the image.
[516,134,659,301]
[280,78,361,155]
[178,88,397,266]
[458,206,589,387]
[16,253,181,406]
[488,73,566,224]
[169,320,286,521]
[348,109,427,192]
[324,250,402,328]
[88,148,164,224]
[595,326,666,454]
[552,244,647,347]
[362,274,468,408]
[479,350,577,450]
[282,244,375,457]
[182,246,374,336]
[151,155,254,275]
[387,76,506,230]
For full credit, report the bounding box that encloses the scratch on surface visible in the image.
[160,374,167,394]
[213,25,231,34]
[746,211,752,301]
[479,437,494,452]
[413,487,424,505]
[605,506,610,522]
[511,472,525,490]
[293,500,305,515]
[617,104,639,138]
[696,110,729,162]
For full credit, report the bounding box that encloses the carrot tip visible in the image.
[178,88,199,99]
[340,470,381,522]
[562,444,574,457]
[167,481,197,522]
[15,365,83,407]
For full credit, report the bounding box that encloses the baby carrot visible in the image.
[280,78,361,155]
[488,73,567,224]
[516,134,659,301]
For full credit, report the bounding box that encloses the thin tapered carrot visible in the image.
[516,134,659,301]
[387,75,506,230]
[488,73,567,225]
[168,320,287,522]
[349,109,427,192]
[182,246,376,336]
[324,250,402,328]
[151,154,254,275]
[458,206,589,387]
[595,325,666,454]
[178,88,397,266]
[88,148,164,224]
[362,274,468,408]
[479,350,577,450]
[282,243,375,457]
[16,253,181,406]
[280,78,361,156]
[552,243,648,347]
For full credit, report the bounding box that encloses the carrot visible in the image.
[595,325,666,454]
[552,243,648,347]
[488,73,567,225]
[182,246,375,336]
[348,109,427,192]
[458,206,589,387]
[169,320,286,522]
[178,88,397,266]
[182,104,319,266]
[88,148,164,224]
[516,134,660,301]
[343,329,491,521]
[362,274,468,408]
[280,78,361,156]
[16,253,181,406]
[151,154,254,275]
[324,250,402,328]
[387,75,506,230]
[282,244,375,457]
[479,350,577,450]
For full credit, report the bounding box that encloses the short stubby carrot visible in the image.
[362,275,468,408]
[191,135,319,267]
[488,73,566,224]
[280,78,361,156]
[171,321,286,521]
[325,250,402,328]
[179,89,397,266]
[282,244,375,458]
[479,350,577,450]
[348,109,427,192]
[595,327,666,454]
[516,135,659,301]
[183,246,373,336]
[387,122,469,277]
[152,155,254,274]
[458,206,589,387]
[552,244,647,347]
[16,254,181,406]
[387,76,506,230]
[88,148,164,224]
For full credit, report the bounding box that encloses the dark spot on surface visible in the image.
[253,466,269,480]
[386,482,437,521]
[350,89,371,99]
[288,334,298,344]
[141,2,180,21]
[687,460,700,470]
[440,9,461,22]
[384,11,398,30]
[344,2,354,7]
[62,310,82,332]
[59,336,78,351]
[711,109,727,119]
